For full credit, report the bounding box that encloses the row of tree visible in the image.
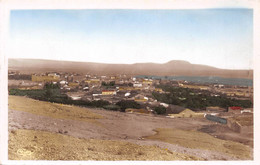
[152,85,252,110]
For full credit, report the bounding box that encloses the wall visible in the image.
[32,75,59,82]
[205,114,227,124]
[227,119,253,134]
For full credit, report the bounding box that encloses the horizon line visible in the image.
[8,57,253,71]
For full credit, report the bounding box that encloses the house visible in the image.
[93,93,101,97]
[70,96,81,100]
[110,76,117,80]
[69,82,79,87]
[228,106,243,114]
[133,83,142,87]
[60,80,68,85]
[178,83,184,87]
[48,73,60,78]
[101,76,107,79]
[85,79,100,85]
[134,94,149,102]
[142,80,153,86]
[160,103,169,108]
[119,87,141,91]
[102,90,117,95]
[154,88,163,93]
[241,109,253,114]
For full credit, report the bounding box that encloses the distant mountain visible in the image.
[8,58,253,79]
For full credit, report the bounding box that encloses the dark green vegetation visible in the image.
[154,106,167,115]
[9,83,140,112]
[116,100,141,112]
[101,81,115,87]
[103,104,121,111]
[153,85,252,111]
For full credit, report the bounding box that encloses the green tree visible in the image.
[116,100,141,112]
[154,106,166,115]
[44,88,53,99]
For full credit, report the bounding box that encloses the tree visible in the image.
[44,82,60,89]
[102,81,115,87]
[91,100,110,107]
[103,104,121,111]
[102,81,107,86]
[154,106,166,115]
[44,88,53,99]
[109,81,115,86]
[116,100,141,112]
[128,82,133,87]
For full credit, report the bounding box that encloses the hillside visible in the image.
[8,58,253,79]
[9,96,253,160]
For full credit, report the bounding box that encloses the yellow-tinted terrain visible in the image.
[9,129,198,160]
[146,128,252,159]
[9,95,103,124]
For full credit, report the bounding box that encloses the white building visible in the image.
[133,83,142,87]
[60,80,68,85]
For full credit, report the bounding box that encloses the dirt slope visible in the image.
[8,96,253,160]
[9,95,103,125]
[9,129,198,161]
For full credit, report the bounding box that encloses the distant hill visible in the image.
[8,58,253,79]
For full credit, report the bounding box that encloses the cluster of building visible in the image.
[8,71,254,133]
[21,72,164,104]
[8,71,253,103]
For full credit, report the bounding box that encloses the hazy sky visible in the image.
[9,9,253,69]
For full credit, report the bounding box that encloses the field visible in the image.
[8,96,253,160]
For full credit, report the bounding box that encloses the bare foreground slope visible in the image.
[8,96,253,160]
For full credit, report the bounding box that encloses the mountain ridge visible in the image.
[8,58,253,79]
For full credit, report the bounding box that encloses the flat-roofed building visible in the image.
[85,79,100,85]
[154,88,163,93]
[102,90,117,95]
[228,106,243,114]
[32,74,60,82]
[133,83,142,87]
[142,80,153,86]
[68,82,79,87]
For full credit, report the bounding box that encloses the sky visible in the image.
[9,9,253,69]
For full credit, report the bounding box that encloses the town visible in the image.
[8,70,253,135]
